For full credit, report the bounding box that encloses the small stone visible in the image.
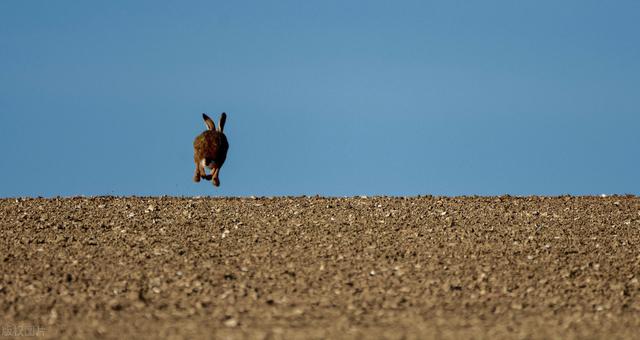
[48,309,58,325]
[224,318,238,327]
[446,217,454,227]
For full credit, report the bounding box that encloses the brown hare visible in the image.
[193,113,229,187]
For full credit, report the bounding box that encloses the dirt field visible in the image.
[1,196,639,339]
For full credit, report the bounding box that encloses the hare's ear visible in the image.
[202,113,215,131]
[218,112,227,133]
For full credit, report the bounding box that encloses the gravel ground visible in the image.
[1,196,639,339]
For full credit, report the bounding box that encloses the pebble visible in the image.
[223,318,238,327]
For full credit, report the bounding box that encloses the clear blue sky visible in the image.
[1,1,638,197]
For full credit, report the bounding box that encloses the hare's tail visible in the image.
[204,158,217,169]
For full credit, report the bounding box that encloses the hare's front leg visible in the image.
[212,167,221,187]
[193,161,201,182]
[198,159,213,181]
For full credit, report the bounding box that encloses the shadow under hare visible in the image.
[193,112,229,187]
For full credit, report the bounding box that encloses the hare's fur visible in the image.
[193,113,229,187]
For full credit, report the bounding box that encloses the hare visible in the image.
[193,112,229,187]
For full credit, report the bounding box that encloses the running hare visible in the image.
[193,113,229,187]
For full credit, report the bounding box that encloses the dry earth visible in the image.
[1,196,640,339]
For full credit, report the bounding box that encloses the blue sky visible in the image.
[1,1,638,197]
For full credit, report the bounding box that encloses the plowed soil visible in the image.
[1,196,639,339]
